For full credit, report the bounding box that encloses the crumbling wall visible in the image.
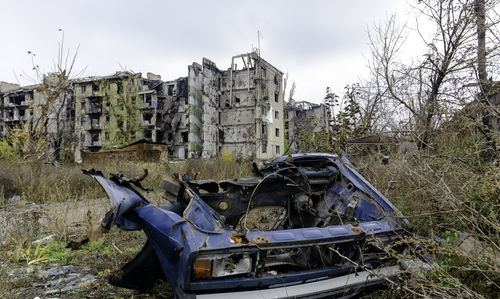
[187,63,203,158]
[200,58,222,159]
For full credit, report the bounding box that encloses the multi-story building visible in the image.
[1,74,75,160]
[285,100,332,153]
[0,84,34,137]
[1,52,286,161]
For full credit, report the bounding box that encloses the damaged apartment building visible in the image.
[74,52,284,160]
[285,99,332,153]
[0,76,75,160]
[0,52,286,160]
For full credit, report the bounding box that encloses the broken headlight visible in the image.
[193,253,252,279]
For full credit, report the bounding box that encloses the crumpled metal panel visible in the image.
[85,153,411,298]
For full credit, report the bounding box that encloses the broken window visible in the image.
[157,131,164,142]
[275,111,279,119]
[262,124,267,136]
[274,92,279,102]
[181,132,188,143]
[13,95,24,105]
[144,113,153,122]
[276,145,280,154]
[275,128,279,137]
[219,129,224,143]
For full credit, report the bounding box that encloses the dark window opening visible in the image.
[184,97,188,105]
[168,133,173,141]
[262,142,267,153]
[105,115,110,122]
[262,124,267,136]
[274,75,279,85]
[168,85,174,96]
[275,111,279,119]
[19,109,25,117]
[144,113,153,122]
[116,82,123,94]
[157,131,164,142]
[92,83,99,92]
[235,97,240,103]
[13,95,24,105]
[275,128,279,137]
[275,92,279,102]
[144,130,152,139]
[219,129,225,143]
[181,132,188,142]
[91,133,100,142]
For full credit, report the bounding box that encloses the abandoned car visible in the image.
[85,153,412,298]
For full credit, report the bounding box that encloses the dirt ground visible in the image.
[0,195,173,298]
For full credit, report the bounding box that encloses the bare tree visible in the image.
[13,30,83,161]
[367,0,500,147]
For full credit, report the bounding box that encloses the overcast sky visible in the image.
[1,0,420,103]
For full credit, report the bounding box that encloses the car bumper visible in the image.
[195,265,400,299]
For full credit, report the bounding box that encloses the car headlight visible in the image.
[193,253,252,279]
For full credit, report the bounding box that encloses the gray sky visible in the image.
[1,0,417,103]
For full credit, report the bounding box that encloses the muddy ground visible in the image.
[0,195,173,298]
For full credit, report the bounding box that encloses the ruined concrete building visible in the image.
[0,75,74,160]
[0,52,285,161]
[285,100,332,153]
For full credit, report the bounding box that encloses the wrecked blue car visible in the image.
[85,153,411,298]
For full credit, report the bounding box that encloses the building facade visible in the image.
[0,52,286,161]
[285,100,332,153]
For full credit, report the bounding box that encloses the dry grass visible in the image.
[0,156,251,203]
[350,123,500,298]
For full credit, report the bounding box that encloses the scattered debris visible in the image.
[32,234,56,246]
[40,265,76,278]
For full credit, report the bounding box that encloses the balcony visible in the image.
[141,100,157,109]
[87,106,102,114]
[85,122,102,131]
[85,140,102,147]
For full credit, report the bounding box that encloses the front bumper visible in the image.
[195,265,400,298]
